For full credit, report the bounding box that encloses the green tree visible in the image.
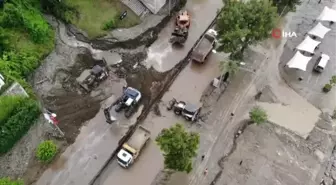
[249,106,268,125]
[330,75,336,85]
[216,0,278,60]
[156,124,200,173]
[0,177,24,185]
[273,0,301,15]
[0,28,10,54]
[219,60,239,79]
[40,0,78,23]
[36,140,58,163]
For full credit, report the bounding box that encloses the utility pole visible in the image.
[169,0,171,15]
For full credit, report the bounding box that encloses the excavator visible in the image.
[169,10,190,46]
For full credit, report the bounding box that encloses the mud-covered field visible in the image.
[0,5,183,184]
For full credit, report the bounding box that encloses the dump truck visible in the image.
[169,10,190,45]
[117,126,150,168]
[191,29,217,63]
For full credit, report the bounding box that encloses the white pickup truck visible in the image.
[117,125,150,168]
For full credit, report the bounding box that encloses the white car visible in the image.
[314,53,330,73]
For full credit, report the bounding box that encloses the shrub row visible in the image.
[0,95,26,124]
[0,177,24,185]
[1,2,52,43]
[0,98,40,154]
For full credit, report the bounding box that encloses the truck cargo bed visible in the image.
[191,34,215,62]
[195,39,212,56]
[126,126,150,151]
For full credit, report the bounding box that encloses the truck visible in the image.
[190,29,217,63]
[117,125,150,168]
[169,10,190,45]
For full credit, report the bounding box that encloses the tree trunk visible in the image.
[240,42,249,55]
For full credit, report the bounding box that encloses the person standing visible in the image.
[204,168,208,175]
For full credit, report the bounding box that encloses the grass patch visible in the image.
[64,0,140,38]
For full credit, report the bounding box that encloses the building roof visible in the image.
[316,6,336,22]
[308,22,331,39]
[140,0,166,14]
[296,36,321,54]
[286,51,312,71]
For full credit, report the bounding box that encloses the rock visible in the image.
[315,149,325,162]
[331,170,336,180]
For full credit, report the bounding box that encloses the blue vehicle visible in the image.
[114,87,142,118]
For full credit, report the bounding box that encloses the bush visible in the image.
[0,51,39,79]
[0,95,26,124]
[249,106,268,125]
[323,83,332,92]
[0,177,24,185]
[0,28,11,54]
[40,0,78,23]
[0,98,40,154]
[1,1,52,43]
[36,140,58,163]
[102,16,118,31]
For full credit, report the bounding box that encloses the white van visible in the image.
[314,54,330,73]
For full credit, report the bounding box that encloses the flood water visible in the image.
[143,0,223,72]
[94,49,224,185]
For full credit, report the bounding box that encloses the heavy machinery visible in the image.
[76,65,108,92]
[169,10,190,45]
[167,98,201,122]
[191,29,217,63]
[103,87,141,122]
[117,125,150,168]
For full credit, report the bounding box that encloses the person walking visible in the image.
[204,168,208,175]
[201,155,205,161]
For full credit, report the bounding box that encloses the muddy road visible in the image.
[92,46,223,185]
[144,0,223,72]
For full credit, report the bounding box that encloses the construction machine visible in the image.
[76,64,108,92]
[104,87,142,121]
[169,10,190,45]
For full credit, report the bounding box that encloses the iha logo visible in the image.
[272,28,298,39]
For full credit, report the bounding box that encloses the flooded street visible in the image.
[94,50,223,185]
[144,0,223,72]
[36,91,144,185]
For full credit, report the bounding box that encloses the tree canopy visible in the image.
[156,123,200,173]
[216,0,278,60]
[272,0,301,15]
[219,60,239,77]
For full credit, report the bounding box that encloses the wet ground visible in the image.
[93,1,336,184]
[144,0,223,72]
[1,1,188,183]
[279,0,336,111]
[36,95,144,185]
[93,43,224,185]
